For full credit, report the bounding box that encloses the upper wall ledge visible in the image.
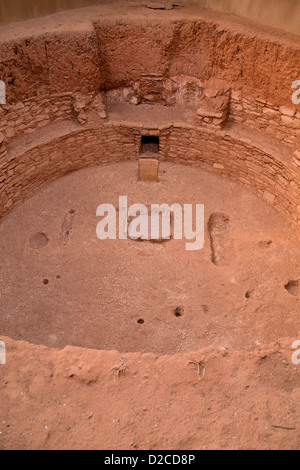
[0,2,299,44]
[4,110,293,169]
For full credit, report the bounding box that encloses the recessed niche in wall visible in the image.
[140,136,159,155]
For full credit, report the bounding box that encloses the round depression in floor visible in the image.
[0,161,299,355]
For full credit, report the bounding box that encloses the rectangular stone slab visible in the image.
[138,158,159,182]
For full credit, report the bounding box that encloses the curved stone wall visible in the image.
[1,118,299,233]
[0,5,299,234]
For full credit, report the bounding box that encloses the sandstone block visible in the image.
[138,158,159,182]
[279,106,296,117]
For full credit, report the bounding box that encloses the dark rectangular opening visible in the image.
[140,136,159,154]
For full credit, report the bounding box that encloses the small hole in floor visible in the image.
[137,318,145,324]
[69,209,75,215]
[43,279,49,285]
[174,307,184,317]
[285,280,300,297]
[258,240,273,248]
[29,232,49,249]
[245,291,251,299]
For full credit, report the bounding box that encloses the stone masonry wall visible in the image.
[0,121,299,236]
[162,126,300,232]
[229,92,300,147]
[0,123,136,214]
[0,94,75,143]
[0,9,299,236]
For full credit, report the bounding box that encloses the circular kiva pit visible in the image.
[0,161,299,355]
[0,9,299,356]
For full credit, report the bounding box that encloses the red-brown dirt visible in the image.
[0,161,300,450]
[0,1,299,451]
[0,334,300,450]
[0,162,299,354]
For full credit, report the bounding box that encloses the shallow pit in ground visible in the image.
[0,161,299,355]
[285,280,300,297]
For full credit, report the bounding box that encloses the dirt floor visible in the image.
[0,161,299,355]
[0,161,299,450]
[1,333,300,450]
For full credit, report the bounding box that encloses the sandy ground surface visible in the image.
[0,333,300,450]
[0,162,299,450]
[0,161,299,355]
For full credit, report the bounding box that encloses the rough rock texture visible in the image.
[0,4,299,137]
[0,29,100,104]
[196,78,231,127]
[0,114,298,236]
[0,4,298,233]
[0,2,300,450]
[0,334,300,450]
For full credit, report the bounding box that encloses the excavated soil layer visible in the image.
[0,161,299,355]
[0,2,300,451]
